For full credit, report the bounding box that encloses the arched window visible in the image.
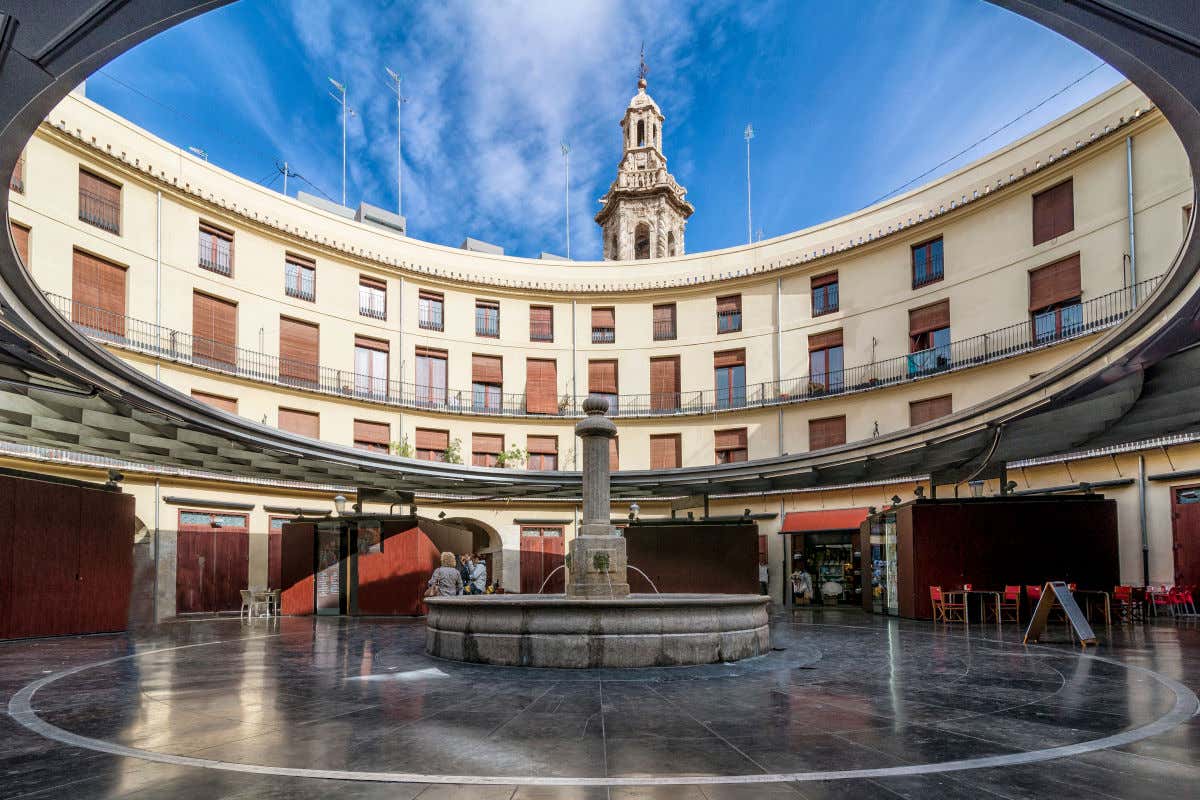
[634,223,651,260]
[637,120,645,147]
[611,234,619,259]
[654,124,659,147]
[667,231,676,257]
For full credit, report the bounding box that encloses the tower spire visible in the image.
[638,42,648,88]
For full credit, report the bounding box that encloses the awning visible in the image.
[781,507,870,533]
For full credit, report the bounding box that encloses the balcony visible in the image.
[717,310,742,333]
[912,255,944,289]
[476,314,500,338]
[812,285,839,316]
[78,189,120,234]
[360,299,386,320]
[592,327,615,344]
[530,321,554,342]
[653,320,676,341]
[198,246,232,277]
[285,277,315,302]
[419,308,444,331]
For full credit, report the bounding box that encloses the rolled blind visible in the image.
[588,360,618,394]
[472,354,503,384]
[72,248,127,322]
[79,169,121,231]
[1032,178,1074,245]
[809,416,847,450]
[653,303,675,325]
[650,434,682,469]
[360,275,386,291]
[472,433,503,454]
[354,334,388,352]
[192,292,237,365]
[414,345,447,359]
[908,300,950,336]
[354,419,389,445]
[910,395,953,425]
[716,294,741,313]
[10,223,29,266]
[525,358,558,414]
[650,356,680,397]
[278,407,319,438]
[527,435,557,454]
[1028,253,1081,311]
[713,349,745,369]
[415,428,449,451]
[811,272,837,289]
[191,390,237,414]
[279,316,319,383]
[715,428,748,450]
[529,305,553,336]
[591,306,615,328]
[609,437,619,471]
[808,329,843,351]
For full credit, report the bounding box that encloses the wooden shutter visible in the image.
[473,433,503,454]
[354,334,388,352]
[808,329,843,351]
[78,169,121,232]
[354,419,390,446]
[529,305,553,339]
[809,416,847,450]
[909,300,950,336]
[472,354,503,384]
[415,428,449,451]
[10,222,29,266]
[527,435,557,454]
[650,434,682,469]
[653,304,675,325]
[716,294,741,313]
[191,390,237,414]
[650,356,680,410]
[588,359,618,394]
[1028,253,1082,311]
[1032,179,1074,245]
[360,275,386,292]
[525,358,558,414]
[71,248,126,335]
[591,307,615,328]
[278,407,319,438]
[609,438,619,471]
[715,428,748,450]
[192,292,237,366]
[713,349,746,368]
[910,395,953,425]
[811,272,837,289]
[279,316,319,384]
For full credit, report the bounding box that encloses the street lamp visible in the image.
[333,495,347,515]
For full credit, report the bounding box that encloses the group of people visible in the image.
[426,551,498,597]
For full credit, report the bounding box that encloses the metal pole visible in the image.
[562,142,571,259]
[386,67,404,217]
[744,124,754,245]
[341,89,347,206]
[1139,454,1150,586]
[155,190,161,380]
[282,160,288,196]
[1126,135,1137,305]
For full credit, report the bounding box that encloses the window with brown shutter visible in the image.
[609,438,619,472]
[415,345,448,406]
[475,300,500,337]
[71,248,126,336]
[419,289,444,331]
[650,434,682,469]
[591,306,615,343]
[279,316,319,386]
[909,300,950,338]
[472,354,503,412]
[653,303,677,340]
[715,427,748,463]
[809,416,847,450]
[78,169,121,234]
[911,237,944,288]
[10,152,24,194]
[588,359,619,413]
[527,435,558,471]
[525,358,558,415]
[192,292,237,369]
[278,407,319,438]
[530,305,553,341]
[811,272,839,315]
[1028,254,1081,311]
[650,356,680,411]
[354,419,390,452]
[908,300,951,373]
[191,390,237,414]
[415,428,450,461]
[910,395,953,426]
[1032,178,1074,245]
[359,276,386,319]
[198,222,233,276]
[717,294,742,333]
[472,433,504,467]
[284,253,316,301]
[10,222,29,267]
[354,335,389,397]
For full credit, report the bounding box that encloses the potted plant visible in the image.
[442,437,464,464]
[389,435,413,458]
[495,445,528,469]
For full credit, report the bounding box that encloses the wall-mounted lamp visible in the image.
[968,480,985,498]
[1003,480,1018,495]
[628,502,640,521]
[913,486,926,499]
[890,495,902,506]
[438,511,446,519]
[333,495,347,516]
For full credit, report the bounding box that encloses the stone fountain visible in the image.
[424,397,769,668]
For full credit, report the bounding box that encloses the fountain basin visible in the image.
[425,593,770,668]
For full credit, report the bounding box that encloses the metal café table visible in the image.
[941,589,1002,626]
[1071,589,1111,624]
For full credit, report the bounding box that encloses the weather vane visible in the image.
[639,42,649,82]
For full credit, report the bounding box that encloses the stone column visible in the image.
[568,395,630,597]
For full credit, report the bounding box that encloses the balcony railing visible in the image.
[78,189,120,234]
[360,301,386,320]
[285,279,315,302]
[419,308,444,331]
[530,321,554,342]
[592,327,615,344]
[45,274,1160,420]
[198,244,232,277]
[476,314,500,337]
[717,310,742,333]
[912,254,944,289]
[653,319,676,340]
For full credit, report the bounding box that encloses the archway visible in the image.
[634,222,651,259]
[441,517,504,589]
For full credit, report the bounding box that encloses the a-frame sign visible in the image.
[1023,581,1098,648]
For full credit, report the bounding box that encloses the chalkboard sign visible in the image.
[1023,581,1097,647]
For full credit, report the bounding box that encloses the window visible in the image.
[715,428,748,463]
[78,168,120,234]
[808,330,844,393]
[284,254,316,301]
[278,407,319,438]
[809,415,846,450]
[179,510,247,531]
[637,120,645,147]
[198,222,233,276]
[650,356,680,412]
[279,316,319,387]
[667,231,676,257]
[354,335,389,397]
[717,294,742,333]
[354,419,390,453]
[525,358,558,415]
[415,428,449,462]
[10,222,29,267]
[910,395,952,426]
[71,248,127,337]
[10,152,24,194]
[192,291,237,369]
[527,435,558,471]
[415,346,447,407]
[475,300,500,337]
[588,359,619,415]
[1032,178,1074,245]
[653,303,677,341]
[650,434,682,469]
[811,272,838,316]
[634,222,651,259]
[359,276,386,319]
[471,354,503,412]
[714,349,746,409]
[1029,253,1082,343]
[609,437,619,472]
[472,433,503,467]
[418,289,444,331]
[911,237,944,288]
[908,300,950,375]
[191,390,237,414]
[591,306,615,343]
[530,305,554,341]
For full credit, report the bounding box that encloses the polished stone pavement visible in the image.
[1,608,1198,799]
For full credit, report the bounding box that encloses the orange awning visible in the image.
[781,508,870,533]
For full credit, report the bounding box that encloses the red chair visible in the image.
[1178,586,1197,616]
[997,585,1021,624]
[930,586,966,624]
[1150,585,1174,617]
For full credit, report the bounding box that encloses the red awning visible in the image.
[781,508,870,533]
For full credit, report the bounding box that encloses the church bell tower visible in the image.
[595,53,694,260]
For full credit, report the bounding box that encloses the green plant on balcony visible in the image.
[442,437,464,464]
[389,435,413,458]
[496,445,527,469]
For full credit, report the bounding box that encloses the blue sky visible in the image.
[89,0,1122,260]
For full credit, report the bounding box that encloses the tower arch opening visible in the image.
[635,223,651,260]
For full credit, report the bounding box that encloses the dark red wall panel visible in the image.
[76,487,134,633]
[625,523,759,594]
[356,523,440,616]
[280,523,316,615]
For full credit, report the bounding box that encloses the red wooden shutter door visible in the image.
[910,395,953,425]
[653,304,675,326]
[650,434,681,469]
[472,354,503,385]
[1032,179,1073,245]
[715,428,748,450]
[650,357,679,410]
[473,433,503,453]
[71,249,126,335]
[279,317,319,384]
[192,292,237,367]
[525,358,558,414]
[713,349,746,369]
[591,307,615,328]
[1028,253,1082,310]
[527,435,557,454]
[10,223,29,266]
[589,360,618,394]
[716,295,741,313]
[415,428,449,451]
[278,408,320,438]
[809,416,847,449]
[354,420,389,446]
[811,272,837,289]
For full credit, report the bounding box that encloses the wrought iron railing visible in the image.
[198,241,232,276]
[530,321,554,341]
[418,307,443,331]
[78,188,120,234]
[592,327,615,344]
[653,319,677,340]
[717,310,742,333]
[45,274,1160,420]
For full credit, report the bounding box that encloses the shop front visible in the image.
[780,509,869,607]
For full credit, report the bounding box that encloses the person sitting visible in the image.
[426,552,464,597]
[468,554,488,595]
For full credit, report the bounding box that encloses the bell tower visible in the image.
[595,51,694,260]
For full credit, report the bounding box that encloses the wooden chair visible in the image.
[930,586,966,624]
[997,585,1021,624]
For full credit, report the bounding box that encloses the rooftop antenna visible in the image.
[744,123,754,245]
[385,67,407,218]
[561,141,571,259]
[275,160,299,196]
[187,146,208,161]
[328,77,356,206]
